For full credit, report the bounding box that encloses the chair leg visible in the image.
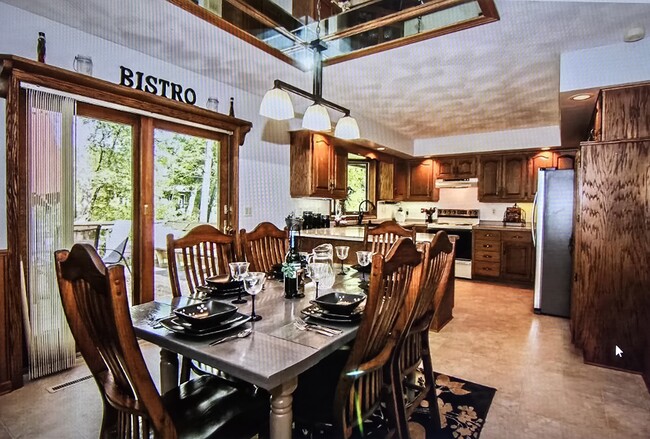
[180,357,192,383]
[388,362,411,439]
[420,334,441,431]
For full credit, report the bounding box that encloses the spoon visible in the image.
[209,328,252,346]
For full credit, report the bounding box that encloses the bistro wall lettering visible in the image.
[119,66,197,105]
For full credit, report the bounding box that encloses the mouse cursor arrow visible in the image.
[615,346,623,357]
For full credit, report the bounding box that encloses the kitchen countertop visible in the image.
[300,226,438,243]
[474,221,532,231]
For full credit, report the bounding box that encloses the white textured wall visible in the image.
[413,126,561,156]
[561,38,650,92]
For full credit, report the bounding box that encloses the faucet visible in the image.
[357,200,376,225]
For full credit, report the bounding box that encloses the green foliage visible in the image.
[345,162,368,212]
[75,118,219,224]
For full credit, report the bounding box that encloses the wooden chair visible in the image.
[166,224,238,380]
[364,220,416,256]
[166,224,236,297]
[389,231,455,439]
[54,243,268,439]
[293,237,423,438]
[239,222,288,273]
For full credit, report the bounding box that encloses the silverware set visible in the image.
[293,317,342,336]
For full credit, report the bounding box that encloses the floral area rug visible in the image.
[410,373,497,439]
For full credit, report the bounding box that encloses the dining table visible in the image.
[130,269,365,439]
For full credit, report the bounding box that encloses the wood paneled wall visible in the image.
[601,85,650,141]
[0,250,11,394]
[573,140,649,372]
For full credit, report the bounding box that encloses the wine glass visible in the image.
[242,272,266,321]
[356,251,373,289]
[307,262,328,299]
[335,245,349,275]
[229,262,249,304]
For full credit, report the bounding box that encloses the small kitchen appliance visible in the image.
[503,203,526,226]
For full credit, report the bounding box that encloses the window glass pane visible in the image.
[153,129,221,300]
[345,162,368,213]
[75,116,133,297]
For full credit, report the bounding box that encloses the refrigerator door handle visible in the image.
[532,191,538,247]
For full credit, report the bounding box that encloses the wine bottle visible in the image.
[284,226,301,298]
[228,97,235,117]
[37,32,46,63]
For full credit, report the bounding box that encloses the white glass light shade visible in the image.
[334,115,361,139]
[302,103,331,131]
[259,87,294,120]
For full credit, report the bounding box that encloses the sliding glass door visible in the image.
[152,122,228,300]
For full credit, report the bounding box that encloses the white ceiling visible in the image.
[3,0,649,140]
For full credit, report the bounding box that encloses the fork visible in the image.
[209,328,253,346]
[295,317,342,335]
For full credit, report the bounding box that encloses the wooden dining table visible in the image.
[130,271,365,439]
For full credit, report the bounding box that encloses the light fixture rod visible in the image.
[272,79,350,116]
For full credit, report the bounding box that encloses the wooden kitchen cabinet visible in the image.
[376,161,394,201]
[406,159,439,201]
[473,227,534,283]
[501,231,534,282]
[437,155,477,179]
[478,153,528,201]
[290,131,348,199]
[554,149,577,170]
[393,159,408,201]
[527,150,554,200]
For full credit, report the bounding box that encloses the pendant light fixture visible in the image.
[258,0,360,139]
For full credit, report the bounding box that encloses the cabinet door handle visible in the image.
[483,255,492,259]
[483,244,492,248]
[485,233,492,237]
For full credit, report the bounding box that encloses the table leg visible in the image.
[159,349,179,394]
[269,377,298,439]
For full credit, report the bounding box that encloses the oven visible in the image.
[427,226,473,279]
[426,209,479,279]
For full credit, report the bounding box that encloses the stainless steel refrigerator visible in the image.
[532,169,575,317]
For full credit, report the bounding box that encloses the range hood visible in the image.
[435,178,479,188]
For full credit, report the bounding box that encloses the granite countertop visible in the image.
[300,226,437,243]
[474,221,532,231]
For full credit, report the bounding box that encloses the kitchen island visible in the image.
[298,226,454,331]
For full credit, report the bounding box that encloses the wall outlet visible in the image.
[491,208,496,215]
[244,207,252,217]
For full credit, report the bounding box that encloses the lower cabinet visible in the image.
[473,228,534,283]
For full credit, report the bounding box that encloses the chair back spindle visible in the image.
[240,222,289,273]
[364,220,416,256]
[166,224,236,297]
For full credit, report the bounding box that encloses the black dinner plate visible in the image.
[159,312,251,336]
[300,304,363,323]
[196,284,247,298]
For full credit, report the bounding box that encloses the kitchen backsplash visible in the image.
[290,187,533,224]
[377,187,533,223]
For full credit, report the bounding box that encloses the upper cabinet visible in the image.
[591,85,650,142]
[478,153,528,201]
[376,161,394,201]
[406,159,439,201]
[437,156,476,179]
[290,131,348,199]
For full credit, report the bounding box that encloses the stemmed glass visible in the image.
[335,245,349,275]
[356,251,373,289]
[229,262,249,304]
[307,262,328,299]
[242,272,266,321]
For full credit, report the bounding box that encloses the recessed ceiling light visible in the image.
[377,147,386,151]
[624,25,645,43]
[570,93,592,101]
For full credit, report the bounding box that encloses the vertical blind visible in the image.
[25,89,77,378]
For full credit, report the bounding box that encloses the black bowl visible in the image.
[173,300,238,329]
[206,275,244,292]
[311,292,366,315]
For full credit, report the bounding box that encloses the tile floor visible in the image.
[1,279,648,438]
